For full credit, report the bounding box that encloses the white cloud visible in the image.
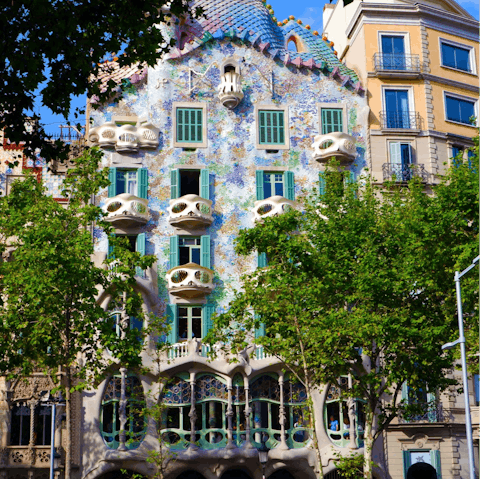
[298,7,324,29]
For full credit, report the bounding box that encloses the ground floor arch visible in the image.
[220,470,252,479]
[176,471,208,479]
[268,470,296,479]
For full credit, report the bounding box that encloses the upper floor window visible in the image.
[11,403,52,446]
[444,93,477,126]
[108,233,146,277]
[170,168,210,199]
[108,168,148,199]
[383,88,415,129]
[441,40,473,73]
[401,382,437,422]
[321,108,344,134]
[380,34,406,70]
[255,170,295,201]
[166,304,215,344]
[173,102,207,148]
[169,235,210,269]
[255,106,289,150]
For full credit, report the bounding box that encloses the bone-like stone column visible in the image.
[188,372,198,449]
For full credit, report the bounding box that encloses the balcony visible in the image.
[5,445,54,467]
[398,404,444,424]
[382,163,429,183]
[217,71,244,109]
[103,193,149,227]
[373,53,422,78]
[380,111,421,131]
[252,196,298,222]
[312,131,357,165]
[166,263,215,298]
[168,194,213,229]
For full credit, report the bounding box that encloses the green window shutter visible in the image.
[177,108,203,143]
[170,236,179,268]
[257,252,268,268]
[254,314,265,339]
[200,169,210,200]
[135,233,146,277]
[256,170,265,201]
[137,168,148,199]
[427,392,437,423]
[200,235,211,269]
[108,233,116,260]
[402,451,411,479]
[401,382,409,401]
[202,303,215,338]
[108,168,117,197]
[166,304,177,344]
[344,171,356,197]
[318,173,326,197]
[321,108,343,134]
[171,169,179,199]
[285,171,295,201]
[430,450,441,478]
[259,111,285,145]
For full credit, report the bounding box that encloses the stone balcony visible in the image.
[103,193,149,227]
[252,195,298,222]
[168,194,213,229]
[166,263,215,298]
[312,132,357,165]
[217,71,244,109]
[4,445,54,467]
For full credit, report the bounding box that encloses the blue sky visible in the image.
[35,0,479,136]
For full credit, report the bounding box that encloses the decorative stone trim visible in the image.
[218,71,244,109]
[166,263,215,299]
[168,194,213,229]
[312,132,357,165]
[103,193,150,228]
[252,195,298,223]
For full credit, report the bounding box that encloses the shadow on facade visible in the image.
[97,471,148,479]
[268,470,295,479]
[176,471,207,479]
[220,470,252,479]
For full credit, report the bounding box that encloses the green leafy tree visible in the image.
[0,147,155,477]
[0,0,200,160]
[207,152,478,478]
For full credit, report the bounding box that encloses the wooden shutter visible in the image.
[108,233,116,259]
[200,235,211,269]
[166,304,177,344]
[285,171,295,200]
[256,170,265,201]
[430,450,442,478]
[169,236,179,268]
[200,169,210,200]
[259,110,285,145]
[427,391,437,422]
[254,313,265,339]
[177,108,203,143]
[318,173,326,197]
[137,168,148,199]
[402,451,411,479]
[389,142,402,165]
[108,168,117,197]
[257,252,268,268]
[202,304,215,338]
[170,169,179,199]
[135,233,146,277]
[321,108,343,134]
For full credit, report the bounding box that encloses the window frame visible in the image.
[318,102,347,134]
[443,91,478,127]
[378,31,411,56]
[255,104,290,150]
[387,140,415,166]
[172,102,208,148]
[439,38,476,75]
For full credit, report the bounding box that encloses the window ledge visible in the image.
[445,119,478,128]
[441,65,477,77]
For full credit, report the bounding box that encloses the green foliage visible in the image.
[0,0,202,161]
[333,451,373,479]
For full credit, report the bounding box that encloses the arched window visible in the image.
[101,374,146,449]
[250,374,281,448]
[286,35,307,53]
[284,378,309,448]
[324,377,364,448]
[161,375,191,449]
[195,374,228,449]
[232,373,246,446]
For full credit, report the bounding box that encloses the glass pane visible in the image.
[263,174,272,198]
[178,315,188,340]
[459,99,474,124]
[126,171,137,195]
[446,96,460,122]
[102,403,114,434]
[442,43,456,68]
[456,47,470,71]
[167,407,180,429]
[191,247,201,264]
[192,315,201,338]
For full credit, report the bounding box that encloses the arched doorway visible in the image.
[97,471,148,479]
[176,471,207,479]
[220,470,252,479]
[268,470,296,479]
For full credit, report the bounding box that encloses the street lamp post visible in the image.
[442,255,479,479]
[257,435,269,479]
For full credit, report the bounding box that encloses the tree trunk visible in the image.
[363,409,374,479]
[65,369,72,479]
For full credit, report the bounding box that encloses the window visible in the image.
[445,93,477,126]
[401,382,437,422]
[101,374,146,450]
[169,235,210,269]
[173,102,207,148]
[170,168,210,199]
[318,171,355,197]
[441,40,473,72]
[108,233,146,277]
[255,106,289,150]
[383,88,414,129]
[380,34,406,70]
[255,170,295,200]
[387,141,414,181]
[319,103,346,134]
[10,403,52,446]
[108,168,148,198]
[403,450,441,478]
[166,304,215,343]
[110,311,143,341]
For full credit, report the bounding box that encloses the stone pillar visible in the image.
[278,372,288,450]
[118,368,127,451]
[244,377,253,448]
[226,378,234,449]
[0,378,9,449]
[188,372,198,449]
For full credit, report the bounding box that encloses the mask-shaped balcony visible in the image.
[166,263,215,299]
[103,193,149,227]
[89,120,159,152]
[312,132,357,165]
[168,194,213,229]
[252,195,297,223]
[217,71,244,109]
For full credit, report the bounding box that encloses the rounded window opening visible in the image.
[224,64,236,74]
[286,35,307,53]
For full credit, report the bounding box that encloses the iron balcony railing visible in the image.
[380,111,421,130]
[374,53,421,73]
[382,163,429,183]
[398,403,444,423]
